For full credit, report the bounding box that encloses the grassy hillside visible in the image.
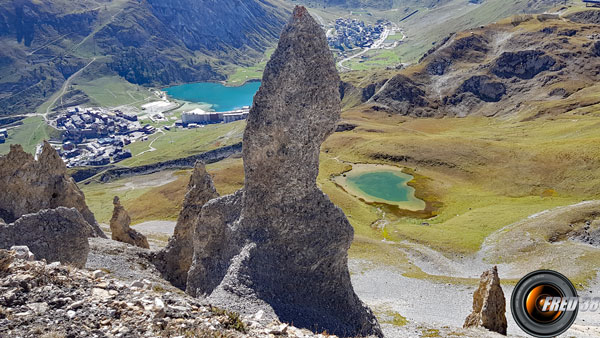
[0,116,61,155]
[297,0,567,74]
[119,121,245,167]
[81,157,245,225]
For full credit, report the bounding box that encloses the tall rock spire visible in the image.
[154,161,219,289]
[186,6,382,337]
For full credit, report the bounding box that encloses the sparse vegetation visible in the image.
[209,306,247,333]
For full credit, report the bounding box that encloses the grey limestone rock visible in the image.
[464,266,508,335]
[154,161,219,289]
[110,196,149,249]
[0,141,106,238]
[186,6,382,337]
[0,207,92,268]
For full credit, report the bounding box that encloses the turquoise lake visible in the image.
[163,81,261,112]
[347,171,414,202]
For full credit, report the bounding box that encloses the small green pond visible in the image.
[347,171,414,202]
[335,164,426,211]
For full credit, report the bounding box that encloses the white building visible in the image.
[223,111,249,123]
[181,108,223,124]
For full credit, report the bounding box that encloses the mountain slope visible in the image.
[342,10,600,120]
[0,0,290,116]
[295,0,450,10]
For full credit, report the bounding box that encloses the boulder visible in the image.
[0,208,92,268]
[11,246,35,261]
[463,266,507,335]
[0,142,105,238]
[110,197,149,249]
[186,6,382,337]
[154,161,219,289]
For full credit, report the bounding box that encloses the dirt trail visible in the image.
[45,58,96,118]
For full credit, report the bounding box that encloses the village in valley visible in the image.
[327,18,387,49]
[43,96,250,168]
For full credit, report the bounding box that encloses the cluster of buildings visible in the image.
[177,107,250,128]
[50,107,156,167]
[328,18,386,50]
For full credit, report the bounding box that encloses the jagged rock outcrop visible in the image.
[0,207,92,268]
[0,142,105,238]
[370,74,431,115]
[491,50,556,80]
[186,6,382,337]
[425,34,489,76]
[347,15,600,119]
[567,10,600,25]
[463,266,508,335]
[155,161,219,289]
[110,197,149,249]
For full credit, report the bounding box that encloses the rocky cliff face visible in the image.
[110,197,149,249]
[185,7,382,337]
[0,142,105,238]
[155,161,219,289]
[0,207,92,268]
[463,266,507,335]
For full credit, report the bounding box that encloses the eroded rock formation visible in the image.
[0,142,105,238]
[110,197,149,249]
[491,50,556,80]
[186,6,382,337]
[155,161,219,289]
[464,266,507,335]
[0,207,92,268]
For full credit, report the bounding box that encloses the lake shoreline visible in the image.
[162,81,261,112]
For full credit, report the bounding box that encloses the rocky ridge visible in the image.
[349,11,600,119]
[0,142,105,238]
[154,161,219,289]
[185,6,382,337]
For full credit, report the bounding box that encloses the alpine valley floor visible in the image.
[80,110,600,336]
